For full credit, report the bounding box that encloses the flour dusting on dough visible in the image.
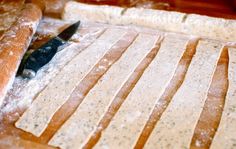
[0,19,104,119]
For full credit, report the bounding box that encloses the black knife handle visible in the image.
[22,37,64,78]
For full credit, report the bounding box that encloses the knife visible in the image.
[19,20,80,79]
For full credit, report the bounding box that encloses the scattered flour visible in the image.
[0,18,105,120]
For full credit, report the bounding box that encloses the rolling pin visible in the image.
[0,1,44,107]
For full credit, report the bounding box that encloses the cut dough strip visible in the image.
[144,40,223,149]
[210,48,236,149]
[63,1,236,42]
[38,30,138,140]
[48,33,161,149]
[94,34,188,149]
[134,38,199,149]
[189,48,229,148]
[15,28,127,137]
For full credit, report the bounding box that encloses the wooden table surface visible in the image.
[0,0,234,149]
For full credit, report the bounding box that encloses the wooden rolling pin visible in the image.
[0,2,43,107]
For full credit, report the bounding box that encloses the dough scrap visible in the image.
[15,29,127,137]
[62,1,123,24]
[210,48,236,149]
[94,34,188,149]
[49,33,160,149]
[144,40,223,149]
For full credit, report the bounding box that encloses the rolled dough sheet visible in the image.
[15,28,127,137]
[63,1,236,42]
[94,34,189,149]
[48,33,160,149]
[144,40,223,149]
[210,48,236,149]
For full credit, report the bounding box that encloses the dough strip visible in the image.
[210,48,236,149]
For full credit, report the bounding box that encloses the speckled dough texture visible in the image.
[94,34,188,149]
[210,48,236,149]
[15,29,127,137]
[144,40,223,149]
[48,33,160,149]
[63,1,236,42]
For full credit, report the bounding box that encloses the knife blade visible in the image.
[19,20,80,79]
